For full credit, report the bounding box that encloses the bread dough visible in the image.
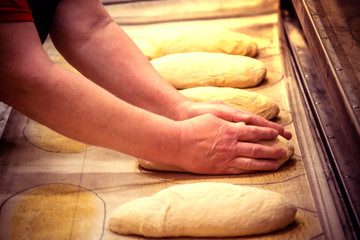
[0,184,105,240]
[138,136,293,173]
[23,119,89,153]
[151,52,266,89]
[259,136,294,166]
[180,86,280,120]
[109,182,297,237]
[140,28,258,59]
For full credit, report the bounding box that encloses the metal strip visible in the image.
[280,12,349,240]
[285,0,360,238]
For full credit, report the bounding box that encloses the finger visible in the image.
[228,157,280,172]
[221,108,253,123]
[239,114,292,140]
[204,101,253,123]
[236,142,287,159]
[223,167,253,175]
[210,104,252,123]
[236,125,279,141]
[281,130,292,140]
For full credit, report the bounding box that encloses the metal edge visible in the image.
[283,1,360,238]
[279,14,348,239]
[295,0,360,136]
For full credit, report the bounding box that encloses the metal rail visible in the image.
[282,1,360,238]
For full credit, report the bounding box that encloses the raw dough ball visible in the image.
[138,136,293,173]
[141,28,258,59]
[151,52,266,89]
[109,182,297,237]
[23,119,89,153]
[180,86,280,120]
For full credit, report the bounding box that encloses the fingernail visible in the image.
[273,161,280,169]
[285,131,292,140]
[240,113,251,121]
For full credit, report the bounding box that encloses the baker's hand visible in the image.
[175,114,287,174]
[173,100,292,140]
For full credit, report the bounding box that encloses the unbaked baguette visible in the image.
[179,86,280,120]
[138,28,258,59]
[109,182,297,237]
[151,52,266,89]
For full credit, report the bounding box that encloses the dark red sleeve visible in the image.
[0,0,34,22]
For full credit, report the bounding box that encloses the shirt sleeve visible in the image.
[0,0,34,22]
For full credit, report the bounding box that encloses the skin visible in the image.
[0,0,291,174]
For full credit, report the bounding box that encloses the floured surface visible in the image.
[0,1,324,239]
[0,184,105,240]
[23,118,90,153]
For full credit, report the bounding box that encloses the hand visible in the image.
[174,100,292,140]
[174,114,288,174]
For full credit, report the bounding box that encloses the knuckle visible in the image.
[247,126,257,136]
[251,144,259,157]
[246,144,260,157]
[241,157,254,169]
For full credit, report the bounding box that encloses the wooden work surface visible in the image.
[0,1,325,239]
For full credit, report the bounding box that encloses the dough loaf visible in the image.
[141,28,258,59]
[109,182,297,237]
[180,86,280,120]
[151,52,266,89]
[138,136,293,173]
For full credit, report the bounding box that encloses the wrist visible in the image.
[141,118,185,167]
[170,98,194,121]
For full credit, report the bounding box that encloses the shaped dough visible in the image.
[151,52,266,89]
[142,28,258,59]
[180,86,280,120]
[138,136,293,173]
[109,182,297,237]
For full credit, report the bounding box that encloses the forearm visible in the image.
[50,0,188,120]
[1,44,180,165]
[27,66,181,163]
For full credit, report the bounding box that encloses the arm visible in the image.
[0,7,287,175]
[49,0,187,120]
[0,21,181,164]
[49,0,291,139]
